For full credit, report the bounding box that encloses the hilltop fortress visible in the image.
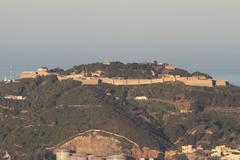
[20,63,229,87]
[57,75,228,87]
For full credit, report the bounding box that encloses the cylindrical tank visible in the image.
[70,154,88,160]
[56,149,70,160]
[106,154,127,160]
[87,154,94,160]
[91,156,105,160]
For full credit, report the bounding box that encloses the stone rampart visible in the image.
[56,75,227,88]
[20,72,38,79]
[215,79,228,86]
[178,79,214,87]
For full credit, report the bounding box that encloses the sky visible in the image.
[0,0,240,84]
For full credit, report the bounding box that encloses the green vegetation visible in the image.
[176,154,189,160]
[0,62,240,159]
[135,100,175,113]
[50,61,209,79]
[0,77,171,159]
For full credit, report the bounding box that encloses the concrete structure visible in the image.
[55,150,127,160]
[37,67,49,76]
[20,71,38,79]
[182,145,196,154]
[215,79,229,86]
[20,67,50,79]
[106,154,127,160]
[4,95,26,101]
[102,61,111,65]
[58,75,229,87]
[176,76,215,87]
[91,70,104,77]
[56,149,71,160]
[220,154,240,160]
[211,145,240,156]
[211,152,222,158]
[135,96,148,101]
[70,154,88,160]
[3,151,11,160]
[164,150,177,160]
[180,110,193,113]
[164,64,176,70]
[56,71,229,88]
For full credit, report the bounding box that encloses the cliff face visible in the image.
[57,130,161,159]
[59,132,123,156]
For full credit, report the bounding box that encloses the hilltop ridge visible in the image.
[0,61,239,160]
[20,61,228,88]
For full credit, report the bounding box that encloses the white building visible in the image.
[135,96,148,101]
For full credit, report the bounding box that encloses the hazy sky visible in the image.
[0,0,240,83]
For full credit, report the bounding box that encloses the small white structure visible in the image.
[4,95,26,101]
[91,70,104,77]
[220,154,240,160]
[106,154,127,160]
[56,149,70,160]
[70,154,88,160]
[102,61,111,65]
[181,145,196,154]
[211,145,232,156]
[3,151,11,160]
[164,64,176,70]
[211,152,222,158]
[180,110,193,113]
[135,96,148,101]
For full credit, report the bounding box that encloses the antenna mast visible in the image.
[9,65,14,81]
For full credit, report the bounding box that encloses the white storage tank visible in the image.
[70,154,88,160]
[106,154,127,160]
[56,149,70,160]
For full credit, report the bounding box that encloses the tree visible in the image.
[33,148,56,160]
[176,154,188,160]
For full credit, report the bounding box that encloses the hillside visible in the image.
[0,63,240,160]
[0,77,171,159]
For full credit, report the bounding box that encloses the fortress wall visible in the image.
[57,76,71,81]
[80,79,99,85]
[101,78,115,84]
[176,77,188,81]
[178,79,214,87]
[163,77,176,82]
[101,78,165,85]
[151,79,164,84]
[196,76,208,80]
[112,80,128,85]
[138,79,152,85]
[20,72,37,79]
[127,79,141,85]
[215,79,228,86]
[56,75,226,88]
[66,74,85,79]
[38,71,48,76]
